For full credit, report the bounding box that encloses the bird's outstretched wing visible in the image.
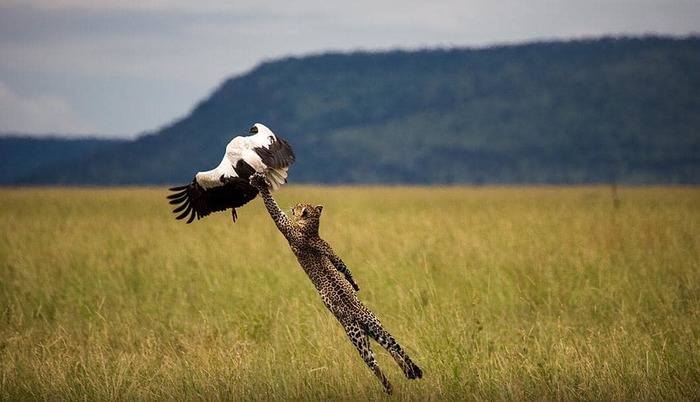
[254,137,296,169]
[167,177,258,223]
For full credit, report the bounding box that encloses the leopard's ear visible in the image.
[315,205,323,214]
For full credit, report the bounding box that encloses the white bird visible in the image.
[168,123,295,223]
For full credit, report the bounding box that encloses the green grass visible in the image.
[1,186,699,401]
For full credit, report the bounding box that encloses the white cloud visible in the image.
[1,0,313,14]
[0,80,97,136]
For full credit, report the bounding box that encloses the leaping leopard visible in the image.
[249,173,422,394]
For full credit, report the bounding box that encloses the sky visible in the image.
[0,0,698,139]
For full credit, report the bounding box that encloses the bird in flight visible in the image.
[167,123,295,223]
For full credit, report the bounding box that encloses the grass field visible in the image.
[1,186,699,401]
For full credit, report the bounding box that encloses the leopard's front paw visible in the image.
[249,172,270,189]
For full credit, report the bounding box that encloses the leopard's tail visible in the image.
[364,317,423,380]
[399,354,423,379]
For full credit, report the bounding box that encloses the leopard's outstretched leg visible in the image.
[343,321,393,394]
[363,316,423,380]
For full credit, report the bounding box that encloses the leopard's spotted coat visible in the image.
[250,173,422,394]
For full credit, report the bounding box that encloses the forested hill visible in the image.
[11,36,700,185]
[0,136,127,184]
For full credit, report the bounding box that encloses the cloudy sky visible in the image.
[1,0,698,139]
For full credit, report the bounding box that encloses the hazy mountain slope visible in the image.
[16,36,700,185]
[0,136,128,184]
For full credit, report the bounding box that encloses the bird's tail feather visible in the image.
[266,167,289,191]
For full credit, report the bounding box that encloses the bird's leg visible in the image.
[231,208,238,222]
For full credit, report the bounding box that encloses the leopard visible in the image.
[249,173,423,394]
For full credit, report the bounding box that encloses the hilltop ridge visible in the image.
[6,36,700,185]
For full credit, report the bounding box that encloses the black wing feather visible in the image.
[232,159,257,181]
[254,136,296,168]
[167,177,259,224]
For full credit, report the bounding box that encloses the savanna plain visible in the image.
[1,186,698,401]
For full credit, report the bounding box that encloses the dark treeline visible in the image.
[0,136,127,184]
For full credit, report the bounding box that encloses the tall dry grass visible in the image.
[1,186,699,400]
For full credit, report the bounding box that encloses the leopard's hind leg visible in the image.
[343,321,393,394]
[363,315,423,380]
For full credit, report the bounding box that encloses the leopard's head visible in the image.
[292,203,323,235]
